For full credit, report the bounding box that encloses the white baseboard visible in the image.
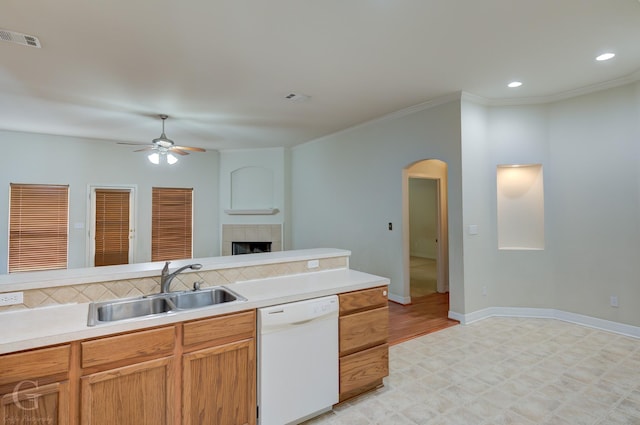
[388,293,411,305]
[448,307,640,339]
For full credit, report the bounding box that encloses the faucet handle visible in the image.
[193,281,203,291]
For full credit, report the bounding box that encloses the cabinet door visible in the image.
[183,339,256,425]
[1,381,69,425]
[81,357,175,425]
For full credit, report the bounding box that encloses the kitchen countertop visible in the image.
[0,267,389,355]
[0,247,352,292]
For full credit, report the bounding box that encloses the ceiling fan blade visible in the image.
[170,148,189,155]
[134,146,155,152]
[118,142,148,146]
[174,145,206,152]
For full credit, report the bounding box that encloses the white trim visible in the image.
[388,293,411,305]
[297,74,640,153]
[224,208,279,215]
[295,92,462,149]
[462,70,640,106]
[449,307,640,339]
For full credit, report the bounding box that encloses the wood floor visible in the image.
[388,292,459,345]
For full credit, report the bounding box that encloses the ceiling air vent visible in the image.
[0,29,41,48]
[285,93,311,102]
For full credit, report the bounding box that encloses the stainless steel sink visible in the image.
[87,286,247,326]
[169,287,241,310]
[93,294,175,323]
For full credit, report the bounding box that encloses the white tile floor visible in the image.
[304,317,640,425]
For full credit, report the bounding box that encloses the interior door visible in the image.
[89,186,135,267]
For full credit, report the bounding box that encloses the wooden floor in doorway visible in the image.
[388,292,459,345]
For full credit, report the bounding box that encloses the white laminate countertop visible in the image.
[0,248,352,292]
[0,268,389,355]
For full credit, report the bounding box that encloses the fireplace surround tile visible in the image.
[221,224,282,256]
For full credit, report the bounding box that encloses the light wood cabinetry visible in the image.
[0,345,71,425]
[1,284,387,422]
[79,326,176,425]
[182,310,256,425]
[80,326,175,370]
[338,286,389,402]
[0,309,258,425]
[81,357,175,425]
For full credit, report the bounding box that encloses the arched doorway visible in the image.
[389,159,458,344]
[402,159,449,303]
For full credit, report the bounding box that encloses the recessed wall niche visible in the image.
[230,166,274,209]
[496,164,544,250]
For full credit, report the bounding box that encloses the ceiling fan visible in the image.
[120,114,206,164]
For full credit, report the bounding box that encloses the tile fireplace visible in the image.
[222,224,282,256]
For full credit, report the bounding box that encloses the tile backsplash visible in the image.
[0,256,347,312]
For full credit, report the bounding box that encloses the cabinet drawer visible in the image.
[0,345,70,386]
[339,306,388,356]
[81,326,175,369]
[339,344,389,396]
[339,286,388,315]
[183,310,255,350]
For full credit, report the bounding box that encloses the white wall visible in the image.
[461,82,640,326]
[462,100,555,314]
[547,82,640,326]
[218,148,287,248]
[290,99,465,313]
[0,130,220,273]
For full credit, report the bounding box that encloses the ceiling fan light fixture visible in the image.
[148,152,160,164]
[167,153,178,165]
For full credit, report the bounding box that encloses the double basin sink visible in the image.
[87,286,247,326]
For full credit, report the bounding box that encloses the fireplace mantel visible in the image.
[224,208,279,215]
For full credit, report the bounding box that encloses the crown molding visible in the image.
[297,92,463,148]
[298,70,640,148]
[463,69,640,107]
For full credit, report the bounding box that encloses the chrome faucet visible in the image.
[160,261,203,293]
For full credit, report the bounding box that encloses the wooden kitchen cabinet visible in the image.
[0,345,70,425]
[79,326,176,425]
[338,286,389,402]
[182,310,256,425]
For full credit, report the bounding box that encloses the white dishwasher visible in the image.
[258,295,339,425]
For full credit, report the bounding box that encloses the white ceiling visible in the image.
[2,0,640,151]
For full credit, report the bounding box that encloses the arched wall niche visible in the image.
[230,166,274,210]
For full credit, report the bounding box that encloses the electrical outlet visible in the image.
[307,259,319,269]
[610,295,619,308]
[0,291,24,306]
[482,286,487,296]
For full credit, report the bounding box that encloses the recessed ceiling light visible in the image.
[507,81,523,88]
[596,53,615,61]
